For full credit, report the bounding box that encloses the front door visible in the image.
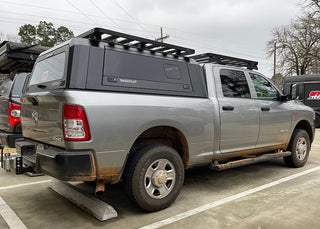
[248,73,291,148]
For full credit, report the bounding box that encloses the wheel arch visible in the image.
[125,126,189,170]
[293,120,314,143]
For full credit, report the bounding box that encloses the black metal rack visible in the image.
[190,53,258,70]
[77,27,195,57]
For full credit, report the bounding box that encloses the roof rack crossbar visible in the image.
[117,38,133,45]
[191,53,258,70]
[102,35,118,42]
[77,27,195,56]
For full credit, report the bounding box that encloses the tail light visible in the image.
[63,104,91,141]
[8,102,21,126]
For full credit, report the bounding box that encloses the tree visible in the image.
[36,21,56,47]
[55,26,74,44]
[18,24,36,44]
[302,0,320,14]
[18,21,74,47]
[267,14,320,76]
[271,73,284,90]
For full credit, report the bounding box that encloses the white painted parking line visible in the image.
[140,166,320,229]
[0,196,27,229]
[0,180,52,191]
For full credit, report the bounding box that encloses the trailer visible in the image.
[283,74,320,127]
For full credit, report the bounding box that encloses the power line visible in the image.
[0,10,96,27]
[87,0,124,31]
[0,15,157,39]
[170,35,262,60]
[65,0,97,25]
[111,0,146,31]
[0,16,91,32]
[0,0,161,29]
[0,0,79,15]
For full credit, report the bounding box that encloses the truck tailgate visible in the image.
[21,90,65,148]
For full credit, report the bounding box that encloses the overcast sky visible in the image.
[0,0,303,77]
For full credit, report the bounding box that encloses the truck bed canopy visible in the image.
[0,41,49,74]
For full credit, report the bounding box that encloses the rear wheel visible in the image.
[124,144,184,211]
[284,129,310,168]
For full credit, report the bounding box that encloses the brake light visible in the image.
[8,102,21,126]
[63,104,91,141]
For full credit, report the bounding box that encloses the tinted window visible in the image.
[164,64,181,79]
[249,73,278,100]
[11,73,28,97]
[29,52,66,86]
[0,79,13,96]
[291,84,297,99]
[220,69,250,98]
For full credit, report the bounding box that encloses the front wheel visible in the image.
[284,129,310,168]
[124,144,184,211]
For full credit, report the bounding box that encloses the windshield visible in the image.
[29,52,66,86]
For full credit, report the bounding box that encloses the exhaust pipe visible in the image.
[95,179,105,196]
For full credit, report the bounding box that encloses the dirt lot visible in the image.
[1,130,320,229]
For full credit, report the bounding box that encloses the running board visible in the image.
[210,151,292,171]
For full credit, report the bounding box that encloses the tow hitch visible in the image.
[15,156,34,174]
[0,145,41,176]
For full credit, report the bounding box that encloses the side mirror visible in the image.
[280,94,292,102]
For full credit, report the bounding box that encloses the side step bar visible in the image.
[210,151,292,171]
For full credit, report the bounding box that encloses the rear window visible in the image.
[220,69,250,98]
[11,73,29,97]
[29,52,66,86]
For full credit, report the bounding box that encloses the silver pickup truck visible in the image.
[16,28,315,212]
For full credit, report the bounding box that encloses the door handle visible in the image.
[222,106,234,111]
[261,107,270,111]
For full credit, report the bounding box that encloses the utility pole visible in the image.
[155,27,169,43]
[273,41,277,83]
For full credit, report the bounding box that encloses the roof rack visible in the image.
[77,27,195,57]
[190,53,258,70]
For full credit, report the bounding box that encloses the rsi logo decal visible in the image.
[307,91,320,100]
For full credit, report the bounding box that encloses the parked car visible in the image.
[0,41,48,171]
[16,28,314,212]
[0,73,29,147]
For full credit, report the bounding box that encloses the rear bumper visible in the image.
[0,131,22,148]
[15,140,96,181]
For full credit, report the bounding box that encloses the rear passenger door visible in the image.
[216,68,259,154]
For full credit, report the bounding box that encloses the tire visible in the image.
[284,129,310,168]
[124,144,184,212]
[315,114,320,128]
